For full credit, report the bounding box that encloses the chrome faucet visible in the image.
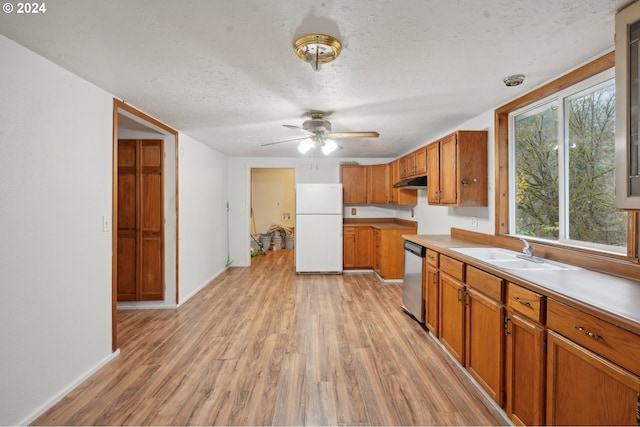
[520,238,533,258]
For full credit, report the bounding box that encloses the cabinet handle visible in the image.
[432,274,438,285]
[513,296,531,307]
[457,288,462,302]
[504,316,511,336]
[574,325,602,341]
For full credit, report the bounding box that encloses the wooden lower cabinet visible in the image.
[546,330,640,426]
[343,226,373,269]
[343,227,356,268]
[439,273,465,363]
[425,263,439,334]
[505,311,546,426]
[374,228,415,279]
[465,288,504,405]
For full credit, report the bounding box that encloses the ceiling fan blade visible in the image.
[260,136,309,147]
[283,124,312,134]
[327,131,380,139]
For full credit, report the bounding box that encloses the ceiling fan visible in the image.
[261,111,380,154]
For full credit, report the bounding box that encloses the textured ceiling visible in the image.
[0,0,631,157]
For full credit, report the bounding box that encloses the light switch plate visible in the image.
[102,215,111,232]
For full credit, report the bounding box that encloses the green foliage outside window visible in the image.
[513,82,627,249]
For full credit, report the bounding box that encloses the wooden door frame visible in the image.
[112,99,179,351]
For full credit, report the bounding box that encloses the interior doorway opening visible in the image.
[112,100,179,351]
[250,168,296,256]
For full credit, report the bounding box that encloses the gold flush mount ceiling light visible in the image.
[293,34,342,71]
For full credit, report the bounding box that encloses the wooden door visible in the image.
[505,311,546,426]
[546,330,640,426]
[439,134,458,204]
[439,273,465,363]
[117,139,164,301]
[465,288,504,405]
[427,142,440,204]
[405,152,416,177]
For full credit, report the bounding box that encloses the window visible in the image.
[509,72,627,253]
[495,53,638,260]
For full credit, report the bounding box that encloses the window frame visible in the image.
[495,52,639,260]
[508,70,625,254]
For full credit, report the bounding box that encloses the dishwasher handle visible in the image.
[404,240,426,257]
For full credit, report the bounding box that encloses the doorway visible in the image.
[112,99,179,351]
[250,168,296,252]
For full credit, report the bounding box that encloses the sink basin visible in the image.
[449,247,520,260]
[487,259,579,271]
[449,247,580,271]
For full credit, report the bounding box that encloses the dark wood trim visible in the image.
[493,52,639,266]
[111,102,118,352]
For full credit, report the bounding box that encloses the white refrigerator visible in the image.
[295,183,343,274]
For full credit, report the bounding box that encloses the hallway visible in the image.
[33,250,506,425]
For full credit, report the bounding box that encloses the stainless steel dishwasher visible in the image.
[402,239,426,323]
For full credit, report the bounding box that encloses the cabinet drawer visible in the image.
[426,249,439,267]
[506,283,544,324]
[440,255,464,281]
[344,226,355,235]
[466,266,503,303]
[547,299,640,376]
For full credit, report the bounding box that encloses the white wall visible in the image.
[178,133,228,304]
[0,35,114,425]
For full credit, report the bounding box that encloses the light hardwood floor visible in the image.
[33,249,507,426]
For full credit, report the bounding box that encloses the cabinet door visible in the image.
[427,142,440,204]
[439,134,458,205]
[354,227,373,268]
[390,160,417,205]
[505,312,546,426]
[415,147,427,175]
[425,265,439,334]
[465,288,504,405]
[367,164,390,204]
[341,165,367,204]
[405,152,416,177]
[343,227,356,268]
[547,330,640,426]
[439,273,465,363]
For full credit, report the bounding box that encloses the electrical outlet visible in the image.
[351,208,357,215]
[470,216,478,227]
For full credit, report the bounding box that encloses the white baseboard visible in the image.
[18,349,120,426]
[177,266,228,306]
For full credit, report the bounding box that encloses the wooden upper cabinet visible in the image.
[340,165,368,204]
[414,147,427,176]
[405,152,416,178]
[367,164,391,204]
[390,160,417,206]
[427,130,488,207]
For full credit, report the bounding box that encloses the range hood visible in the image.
[392,175,427,189]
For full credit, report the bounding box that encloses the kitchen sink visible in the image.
[448,247,520,260]
[449,247,580,271]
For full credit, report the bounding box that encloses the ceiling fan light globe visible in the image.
[298,139,314,154]
[322,139,338,155]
